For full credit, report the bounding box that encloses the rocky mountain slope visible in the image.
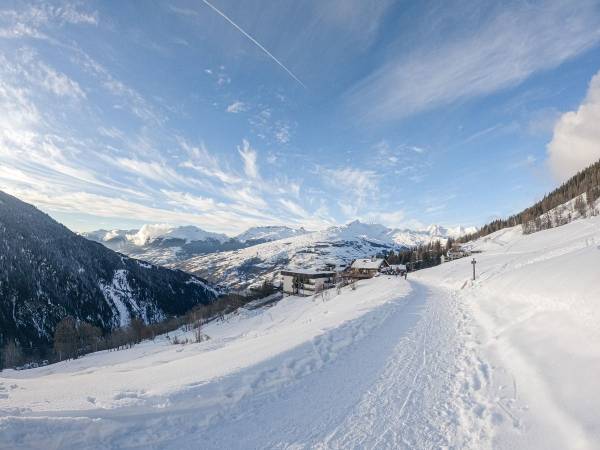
[82,225,310,266]
[0,191,218,355]
[174,220,473,289]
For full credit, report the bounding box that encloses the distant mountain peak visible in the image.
[235,225,310,243]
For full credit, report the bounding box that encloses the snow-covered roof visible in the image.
[350,258,387,270]
[388,264,407,270]
[280,268,336,278]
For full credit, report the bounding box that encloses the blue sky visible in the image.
[1,0,600,235]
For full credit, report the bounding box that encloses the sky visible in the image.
[1,0,600,235]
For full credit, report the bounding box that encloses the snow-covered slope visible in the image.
[410,213,600,448]
[0,191,218,351]
[82,224,228,247]
[390,224,477,247]
[129,224,229,246]
[3,213,598,449]
[174,220,401,289]
[83,221,473,280]
[175,220,474,289]
[235,225,309,243]
[81,224,310,266]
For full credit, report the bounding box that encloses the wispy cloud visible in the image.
[0,3,97,39]
[320,166,379,218]
[348,0,600,121]
[274,122,291,144]
[238,139,260,179]
[279,198,308,217]
[226,100,247,113]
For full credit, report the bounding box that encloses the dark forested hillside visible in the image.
[0,191,218,359]
[459,158,600,242]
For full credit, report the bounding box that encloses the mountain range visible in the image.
[173,220,477,289]
[81,225,311,266]
[83,222,475,268]
[0,191,218,354]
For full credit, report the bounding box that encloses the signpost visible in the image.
[471,258,477,281]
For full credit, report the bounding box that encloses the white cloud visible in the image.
[279,198,308,217]
[117,158,180,183]
[548,70,600,181]
[161,190,218,211]
[274,123,291,143]
[348,0,600,120]
[326,167,377,194]
[323,166,378,214]
[363,210,407,229]
[178,138,243,185]
[0,3,97,39]
[238,139,260,179]
[36,61,86,99]
[226,101,247,113]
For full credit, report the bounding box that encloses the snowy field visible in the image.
[1,215,599,449]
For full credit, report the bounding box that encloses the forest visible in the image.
[458,158,600,242]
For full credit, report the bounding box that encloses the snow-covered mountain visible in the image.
[8,209,599,449]
[390,224,477,247]
[82,224,236,265]
[235,226,310,243]
[174,220,473,290]
[83,220,474,288]
[82,224,312,265]
[0,191,218,351]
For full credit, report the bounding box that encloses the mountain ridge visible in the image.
[173,219,476,289]
[0,191,218,355]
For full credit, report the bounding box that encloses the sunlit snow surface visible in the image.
[1,215,599,449]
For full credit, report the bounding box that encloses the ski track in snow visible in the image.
[2,215,599,449]
[0,281,498,450]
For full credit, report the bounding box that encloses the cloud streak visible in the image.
[201,0,306,88]
[348,0,600,121]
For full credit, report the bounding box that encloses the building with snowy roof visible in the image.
[280,268,336,296]
[349,258,389,278]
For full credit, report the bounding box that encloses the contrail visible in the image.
[201,0,306,89]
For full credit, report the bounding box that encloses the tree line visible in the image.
[457,158,600,243]
[1,281,277,370]
[381,239,450,271]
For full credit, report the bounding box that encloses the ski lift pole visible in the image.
[471,258,476,281]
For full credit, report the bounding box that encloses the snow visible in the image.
[2,214,598,448]
[280,268,335,276]
[127,224,228,246]
[98,269,135,327]
[235,225,309,243]
[175,220,438,289]
[350,257,386,269]
[411,214,600,449]
[0,276,414,448]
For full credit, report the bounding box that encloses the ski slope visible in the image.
[1,215,599,449]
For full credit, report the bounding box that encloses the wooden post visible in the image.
[471,258,476,281]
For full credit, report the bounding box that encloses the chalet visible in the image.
[349,258,389,278]
[385,264,407,275]
[447,246,471,261]
[280,268,336,296]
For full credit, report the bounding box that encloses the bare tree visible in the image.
[54,316,78,361]
[2,341,23,369]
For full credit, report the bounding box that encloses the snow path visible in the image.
[1,280,495,449]
[4,213,599,449]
